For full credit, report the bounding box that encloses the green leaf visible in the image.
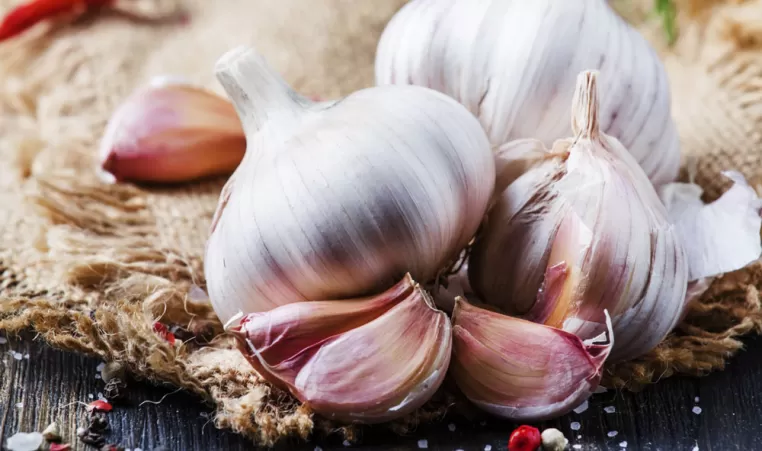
[654,0,677,45]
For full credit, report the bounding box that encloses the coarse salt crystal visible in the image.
[577,435,582,439]
[315,447,323,451]
[694,396,700,403]
[417,439,428,449]
[13,352,23,360]
[692,446,699,451]
[620,441,628,447]
[88,394,94,399]
[0,337,7,344]
[342,440,351,447]
[608,430,618,438]
[448,423,456,432]
[573,445,582,450]
[95,374,102,380]
[97,392,105,400]
[692,406,702,415]
[573,400,589,414]
[484,446,492,451]
[15,402,23,408]
[570,422,581,431]
[604,406,616,413]
[96,362,106,372]
[23,354,29,360]
[76,427,86,436]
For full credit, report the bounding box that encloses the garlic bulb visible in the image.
[205,46,495,324]
[375,0,680,186]
[99,78,245,183]
[469,71,688,362]
[232,274,451,423]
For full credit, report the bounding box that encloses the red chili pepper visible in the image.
[86,399,113,412]
[0,0,113,42]
[508,425,541,451]
[49,444,72,451]
[152,321,176,345]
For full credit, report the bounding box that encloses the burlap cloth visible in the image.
[1,0,762,446]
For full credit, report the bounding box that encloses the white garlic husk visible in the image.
[204,46,496,324]
[375,0,680,186]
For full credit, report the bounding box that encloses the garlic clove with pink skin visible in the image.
[450,298,612,421]
[229,274,452,424]
[98,79,245,184]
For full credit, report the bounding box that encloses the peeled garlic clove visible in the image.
[231,274,452,423]
[375,0,680,186]
[98,79,245,183]
[450,298,612,421]
[205,46,494,322]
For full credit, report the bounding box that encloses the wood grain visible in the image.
[2,332,761,450]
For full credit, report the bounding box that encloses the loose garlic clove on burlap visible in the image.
[230,274,452,423]
[450,298,612,421]
[204,46,495,324]
[98,78,245,183]
[375,0,681,186]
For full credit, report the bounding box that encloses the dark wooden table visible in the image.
[2,332,761,451]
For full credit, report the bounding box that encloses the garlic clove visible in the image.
[98,79,245,183]
[450,298,612,421]
[231,274,452,423]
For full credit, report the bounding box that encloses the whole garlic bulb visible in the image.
[468,71,688,362]
[205,46,495,324]
[375,0,680,186]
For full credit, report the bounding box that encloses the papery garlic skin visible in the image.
[98,80,245,183]
[205,46,495,324]
[469,71,688,362]
[232,274,452,424]
[375,0,680,186]
[451,298,612,421]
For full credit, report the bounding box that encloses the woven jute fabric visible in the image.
[1,0,762,446]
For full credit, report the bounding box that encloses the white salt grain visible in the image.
[692,446,699,451]
[604,406,616,413]
[692,406,702,415]
[96,362,106,372]
[570,422,581,431]
[97,392,104,400]
[76,427,86,436]
[95,374,102,380]
[417,439,428,449]
[15,402,23,408]
[342,440,351,447]
[448,423,456,432]
[314,447,323,451]
[13,352,22,360]
[88,393,94,399]
[620,441,628,447]
[5,432,44,451]
[573,445,582,450]
[694,396,700,403]
[22,354,29,360]
[0,337,7,344]
[573,400,589,414]
[577,435,582,439]
[608,430,619,438]
[484,446,492,451]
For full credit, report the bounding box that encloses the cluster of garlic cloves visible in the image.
[98,77,245,184]
[230,274,451,423]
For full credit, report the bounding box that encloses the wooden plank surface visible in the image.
[2,332,761,450]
